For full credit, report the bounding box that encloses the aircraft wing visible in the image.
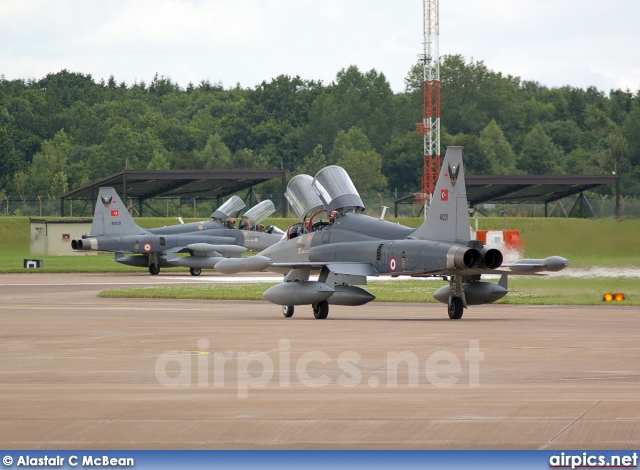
[162,243,249,269]
[420,256,569,277]
[325,263,379,276]
[495,256,568,274]
[215,255,379,276]
[399,255,568,278]
[270,262,379,277]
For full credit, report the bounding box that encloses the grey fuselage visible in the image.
[259,212,476,276]
[78,223,282,255]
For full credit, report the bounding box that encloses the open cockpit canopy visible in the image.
[285,174,324,221]
[210,195,246,220]
[242,199,276,227]
[312,165,364,213]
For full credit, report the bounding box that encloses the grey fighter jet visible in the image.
[215,146,569,319]
[71,188,284,275]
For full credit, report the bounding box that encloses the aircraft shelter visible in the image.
[60,169,287,217]
[394,174,620,218]
[62,170,619,219]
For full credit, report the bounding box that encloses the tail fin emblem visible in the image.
[448,163,460,186]
[101,196,113,208]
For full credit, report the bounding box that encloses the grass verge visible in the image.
[98,276,640,306]
[3,216,640,271]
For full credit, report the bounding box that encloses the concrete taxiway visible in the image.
[0,272,639,449]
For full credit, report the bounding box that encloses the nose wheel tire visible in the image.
[190,268,202,276]
[448,296,464,319]
[282,305,295,317]
[149,264,160,275]
[312,300,329,319]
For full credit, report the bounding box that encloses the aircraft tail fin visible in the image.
[90,187,148,236]
[410,146,471,243]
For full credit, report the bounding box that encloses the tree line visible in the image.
[1,54,639,202]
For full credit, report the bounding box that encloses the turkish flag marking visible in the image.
[111,209,119,217]
[440,189,448,201]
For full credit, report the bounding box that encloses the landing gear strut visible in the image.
[190,267,202,276]
[312,300,329,319]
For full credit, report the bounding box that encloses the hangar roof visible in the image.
[464,174,619,206]
[395,174,620,216]
[60,169,287,216]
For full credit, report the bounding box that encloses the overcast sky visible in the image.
[1,0,639,94]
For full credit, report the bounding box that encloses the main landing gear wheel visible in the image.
[190,267,202,276]
[448,296,464,320]
[282,305,295,318]
[312,300,329,320]
[149,263,160,275]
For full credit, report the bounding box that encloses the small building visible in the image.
[30,218,95,256]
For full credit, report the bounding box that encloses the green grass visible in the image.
[2,216,639,271]
[496,276,639,305]
[98,277,640,306]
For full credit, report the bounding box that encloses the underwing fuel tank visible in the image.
[113,254,174,268]
[166,256,225,269]
[263,281,334,306]
[114,254,149,267]
[433,281,508,305]
[215,255,272,274]
[328,285,375,306]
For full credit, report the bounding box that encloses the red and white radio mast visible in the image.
[415,0,441,216]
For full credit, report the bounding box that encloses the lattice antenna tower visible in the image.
[415,0,441,216]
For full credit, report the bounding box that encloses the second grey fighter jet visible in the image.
[215,146,569,319]
[71,188,284,275]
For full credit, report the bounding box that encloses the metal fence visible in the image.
[3,194,639,219]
